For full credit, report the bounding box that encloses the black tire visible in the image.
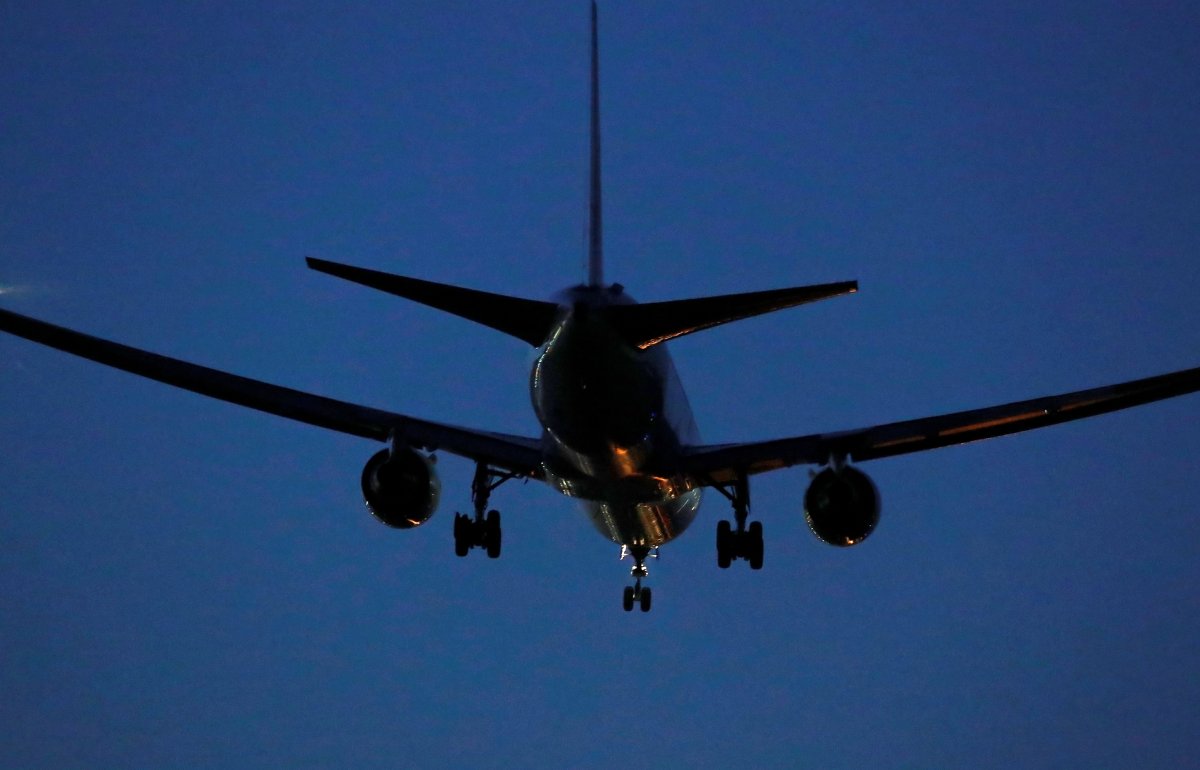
[622,586,635,612]
[716,520,732,568]
[453,514,469,557]
[485,510,502,559]
[748,521,764,570]
[639,588,652,613]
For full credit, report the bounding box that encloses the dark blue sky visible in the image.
[3,2,1199,767]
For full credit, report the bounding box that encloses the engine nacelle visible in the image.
[804,465,881,547]
[360,447,440,529]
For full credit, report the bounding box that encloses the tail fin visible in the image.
[604,280,859,349]
[307,257,558,347]
[587,0,603,287]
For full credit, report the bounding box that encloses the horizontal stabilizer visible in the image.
[307,257,558,347]
[606,280,858,349]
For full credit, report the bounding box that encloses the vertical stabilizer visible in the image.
[587,1,604,287]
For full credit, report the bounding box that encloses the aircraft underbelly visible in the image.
[541,456,703,547]
[579,488,702,547]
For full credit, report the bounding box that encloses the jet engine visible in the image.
[803,465,880,547]
[360,447,441,529]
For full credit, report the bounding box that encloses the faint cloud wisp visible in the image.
[0,284,47,298]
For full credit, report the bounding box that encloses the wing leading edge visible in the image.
[682,364,1200,484]
[0,307,543,477]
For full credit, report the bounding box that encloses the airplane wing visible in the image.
[681,364,1200,484]
[0,307,544,477]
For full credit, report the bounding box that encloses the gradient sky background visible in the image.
[3,2,1200,767]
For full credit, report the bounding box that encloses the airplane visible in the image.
[3,2,1200,613]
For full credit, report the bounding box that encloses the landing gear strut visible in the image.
[620,545,656,613]
[453,462,517,559]
[714,474,763,570]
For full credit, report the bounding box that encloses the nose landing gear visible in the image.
[620,545,656,613]
[622,582,651,612]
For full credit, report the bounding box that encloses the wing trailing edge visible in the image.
[680,362,1200,484]
[0,306,544,475]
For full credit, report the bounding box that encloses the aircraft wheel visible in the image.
[485,510,502,559]
[716,520,732,569]
[622,586,635,612]
[639,587,652,613]
[748,521,764,570]
[453,514,469,557]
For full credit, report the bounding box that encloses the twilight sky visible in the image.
[2,2,1199,767]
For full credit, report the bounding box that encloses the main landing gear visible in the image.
[453,463,518,559]
[714,474,763,570]
[620,545,656,613]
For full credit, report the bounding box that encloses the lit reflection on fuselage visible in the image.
[532,284,702,547]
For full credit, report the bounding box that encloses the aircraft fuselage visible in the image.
[532,285,702,548]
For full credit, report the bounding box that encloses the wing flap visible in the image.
[0,307,543,476]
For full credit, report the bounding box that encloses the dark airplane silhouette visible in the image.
[3,2,1199,611]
